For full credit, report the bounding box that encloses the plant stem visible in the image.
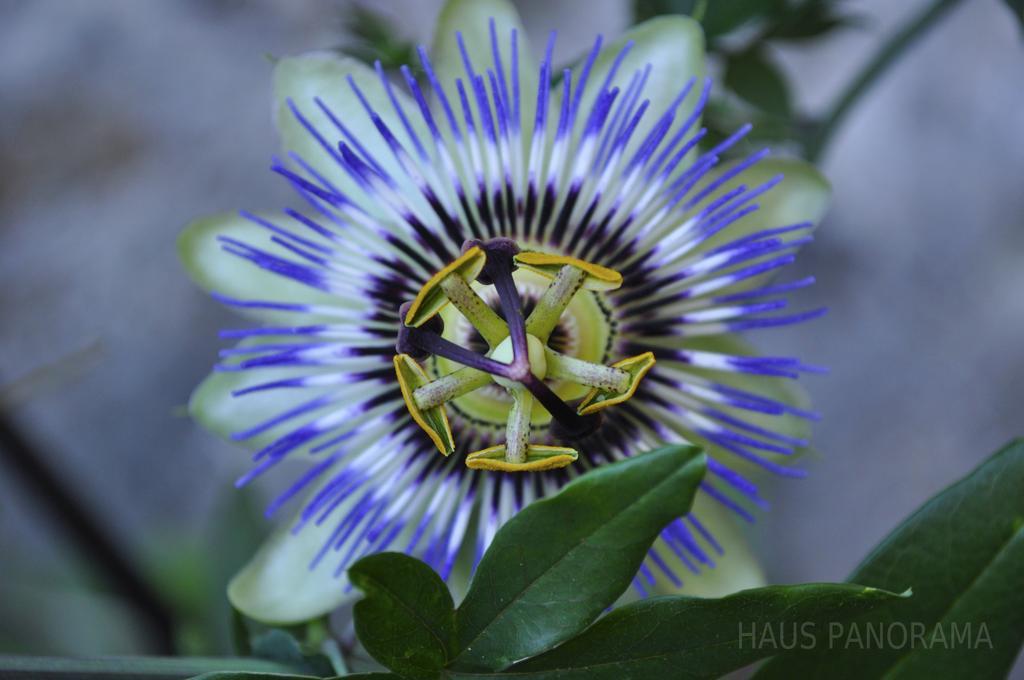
[0,654,301,679]
[807,0,968,162]
[0,414,177,654]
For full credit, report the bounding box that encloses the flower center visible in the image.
[490,334,548,387]
[393,239,655,473]
[437,269,610,427]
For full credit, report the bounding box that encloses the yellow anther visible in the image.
[394,243,645,473]
[514,251,623,291]
[394,354,455,456]
[578,352,657,415]
[465,444,579,472]
[404,246,488,327]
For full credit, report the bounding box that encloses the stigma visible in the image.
[394,238,655,472]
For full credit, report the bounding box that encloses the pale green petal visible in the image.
[228,508,356,624]
[679,159,830,446]
[648,334,815,478]
[616,491,766,606]
[563,16,705,153]
[178,211,340,322]
[669,491,767,597]
[684,333,817,481]
[273,53,424,213]
[229,477,431,624]
[672,163,828,461]
[430,0,537,132]
[696,157,831,253]
[188,345,336,451]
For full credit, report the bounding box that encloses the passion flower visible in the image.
[180,0,830,622]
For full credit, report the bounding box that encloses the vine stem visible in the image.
[807,0,968,162]
[0,413,177,653]
[0,654,302,678]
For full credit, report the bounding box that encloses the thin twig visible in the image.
[807,0,968,161]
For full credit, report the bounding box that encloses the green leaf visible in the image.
[633,0,703,23]
[725,48,792,117]
[248,628,335,678]
[350,553,456,680]
[451,445,707,671]
[501,584,904,679]
[701,0,781,39]
[343,5,417,71]
[769,2,865,41]
[756,438,1024,678]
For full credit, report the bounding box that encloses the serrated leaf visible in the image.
[451,445,706,671]
[350,552,456,680]
[725,48,792,117]
[500,584,904,679]
[756,438,1024,678]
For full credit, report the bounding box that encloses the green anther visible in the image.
[504,387,534,464]
[525,265,587,341]
[544,348,631,393]
[413,366,493,411]
[439,274,508,348]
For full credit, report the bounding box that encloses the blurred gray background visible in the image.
[1,0,1021,662]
